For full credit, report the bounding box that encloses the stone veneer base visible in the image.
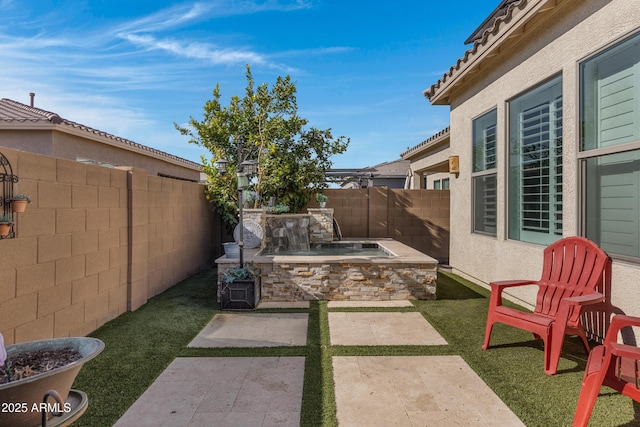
[215,238,437,302]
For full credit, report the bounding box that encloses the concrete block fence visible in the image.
[0,148,215,345]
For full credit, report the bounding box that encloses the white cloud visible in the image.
[120,33,267,66]
[114,1,312,35]
[114,2,213,34]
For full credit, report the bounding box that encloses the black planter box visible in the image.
[220,277,261,310]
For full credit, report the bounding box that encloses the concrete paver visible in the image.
[257,301,310,309]
[114,357,305,427]
[328,312,448,346]
[328,300,414,308]
[188,313,308,348]
[333,355,526,427]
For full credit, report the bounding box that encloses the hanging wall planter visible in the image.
[10,194,31,213]
[0,216,12,237]
[0,152,19,239]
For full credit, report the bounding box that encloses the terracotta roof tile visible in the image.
[0,98,200,169]
[424,0,528,102]
[0,98,63,124]
[400,127,450,159]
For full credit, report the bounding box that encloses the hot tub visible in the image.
[258,241,392,257]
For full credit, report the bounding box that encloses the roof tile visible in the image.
[0,98,200,169]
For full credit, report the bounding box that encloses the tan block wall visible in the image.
[306,188,450,263]
[0,148,215,344]
[129,170,215,310]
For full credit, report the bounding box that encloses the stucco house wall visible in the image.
[427,0,640,315]
[401,128,451,190]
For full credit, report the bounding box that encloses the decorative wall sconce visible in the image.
[449,155,460,176]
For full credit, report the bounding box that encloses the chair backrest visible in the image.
[535,236,611,322]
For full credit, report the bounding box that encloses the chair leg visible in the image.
[572,372,603,427]
[545,325,564,376]
[483,319,494,350]
[572,346,609,427]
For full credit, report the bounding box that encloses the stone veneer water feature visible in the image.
[215,208,437,302]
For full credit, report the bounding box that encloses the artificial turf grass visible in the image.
[71,268,639,427]
[72,269,219,427]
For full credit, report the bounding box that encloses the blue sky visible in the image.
[0,0,499,169]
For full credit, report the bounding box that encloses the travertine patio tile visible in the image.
[257,301,310,309]
[188,313,308,347]
[115,357,305,427]
[333,356,525,427]
[328,300,414,308]
[328,312,447,346]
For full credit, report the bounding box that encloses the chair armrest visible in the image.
[562,292,605,306]
[609,342,640,360]
[487,280,538,309]
[604,315,640,345]
[489,280,538,290]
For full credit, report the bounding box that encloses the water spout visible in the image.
[264,215,310,254]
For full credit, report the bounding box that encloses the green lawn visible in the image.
[72,268,638,426]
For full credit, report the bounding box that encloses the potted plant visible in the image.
[220,263,261,310]
[0,215,12,237]
[0,333,104,426]
[316,193,328,208]
[265,203,290,214]
[9,193,31,213]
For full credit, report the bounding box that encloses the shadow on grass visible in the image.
[436,270,487,300]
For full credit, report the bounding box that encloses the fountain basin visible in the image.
[216,238,437,302]
[259,241,391,257]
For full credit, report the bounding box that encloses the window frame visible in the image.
[471,108,498,236]
[506,74,563,245]
[578,29,640,262]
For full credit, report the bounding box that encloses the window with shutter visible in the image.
[472,109,497,235]
[581,32,640,260]
[508,77,563,245]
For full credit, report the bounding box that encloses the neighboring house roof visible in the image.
[329,159,410,188]
[369,159,410,179]
[0,98,201,171]
[424,0,559,105]
[400,127,450,160]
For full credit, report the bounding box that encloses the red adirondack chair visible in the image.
[482,236,612,375]
[573,315,640,427]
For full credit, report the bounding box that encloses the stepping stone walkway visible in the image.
[187,313,309,348]
[328,312,447,346]
[115,300,525,426]
[114,357,304,427]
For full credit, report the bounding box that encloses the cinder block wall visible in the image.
[129,169,215,310]
[306,188,450,263]
[0,148,214,345]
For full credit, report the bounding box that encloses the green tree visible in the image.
[176,65,349,230]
